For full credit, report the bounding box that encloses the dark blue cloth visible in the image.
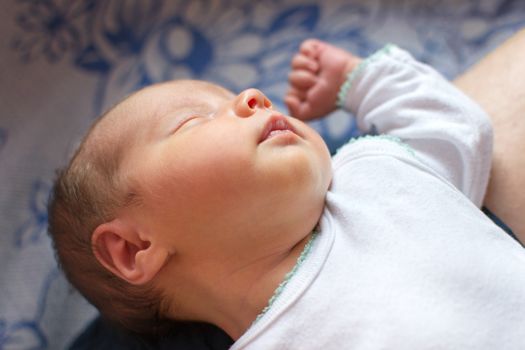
[68,318,233,350]
[482,207,523,247]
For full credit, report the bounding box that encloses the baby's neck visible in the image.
[220,230,314,339]
[162,229,314,340]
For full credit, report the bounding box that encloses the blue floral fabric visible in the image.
[1,0,524,348]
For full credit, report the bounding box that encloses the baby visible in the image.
[48,40,525,349]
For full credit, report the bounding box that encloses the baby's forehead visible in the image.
[108,80,231,121]
[139,80,234,104]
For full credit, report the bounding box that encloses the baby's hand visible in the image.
[285,39,362,121]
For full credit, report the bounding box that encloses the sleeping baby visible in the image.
[48,39,525,349]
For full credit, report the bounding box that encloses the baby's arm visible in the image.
[286,40,492,207]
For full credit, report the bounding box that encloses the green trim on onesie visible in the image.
[334,44,417,158]
[340,134,416,157]
[336,43,396,108]
[253,231,319,324]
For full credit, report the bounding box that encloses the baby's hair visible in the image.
[47,105,174,336]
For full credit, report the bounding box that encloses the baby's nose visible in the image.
[233,88,272,118]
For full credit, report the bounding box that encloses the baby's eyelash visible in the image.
[171,114,209,134]
[169,116,197,134]
[169,111,215,135]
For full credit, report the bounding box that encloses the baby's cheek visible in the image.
[170,144,249,197]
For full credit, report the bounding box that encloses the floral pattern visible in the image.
[11,0,94,62]
[14,180,50,248]
[3,0,525,348]
[0,319,46,350]
[0,269,59,350]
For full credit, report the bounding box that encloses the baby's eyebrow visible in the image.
[152,97,198,120]
[149,85,221,123]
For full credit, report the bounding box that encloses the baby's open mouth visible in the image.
[260,115,296,142]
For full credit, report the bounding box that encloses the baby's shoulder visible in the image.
[332,135,416,167]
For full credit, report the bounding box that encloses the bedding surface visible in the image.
[1,0,524,348]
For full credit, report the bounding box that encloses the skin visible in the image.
[454,29,525,242]
[91,80,332,339]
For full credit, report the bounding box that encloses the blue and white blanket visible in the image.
[1,0,524,348]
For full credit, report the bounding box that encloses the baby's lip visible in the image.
[259,114,298,143]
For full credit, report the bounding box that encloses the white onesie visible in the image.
[231,46,525,349]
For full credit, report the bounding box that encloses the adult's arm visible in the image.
[455,29,525,243]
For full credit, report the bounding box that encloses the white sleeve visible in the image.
[337,45,493,207]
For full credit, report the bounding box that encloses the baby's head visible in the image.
[48,80,332,335]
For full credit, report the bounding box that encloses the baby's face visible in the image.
[112,80,332,264]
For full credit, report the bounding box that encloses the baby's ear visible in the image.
[91,219,169,285]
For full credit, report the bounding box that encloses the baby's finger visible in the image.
[286,86,307,101]
[284,95,301,118]
[299,38,323,59]
[288,70,317,90]
[286,96,315,120]
[291,53,319,72]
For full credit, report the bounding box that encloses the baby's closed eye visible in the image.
[172,113,214,134]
